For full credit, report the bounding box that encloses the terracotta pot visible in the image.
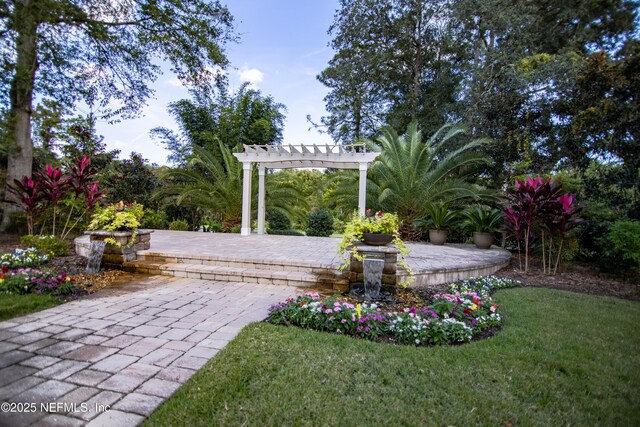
[428,229,448,245]
[362,233,394,246]
[473,232,494,249]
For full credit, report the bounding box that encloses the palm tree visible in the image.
[330,122,496,239]
[154,139,305,227]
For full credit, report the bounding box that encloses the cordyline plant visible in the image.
[7,156,105,239]
[36,165,71,237]
[503,176,581,274]
[58,156,106,239]
[6,177,42,235]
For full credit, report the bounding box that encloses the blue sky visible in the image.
[95,0,339,166]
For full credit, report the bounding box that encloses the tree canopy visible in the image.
[318,0,639,193]
[1,0,236,229]
[151,83,286,166]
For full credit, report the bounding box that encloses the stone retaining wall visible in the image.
[85,229,153,266]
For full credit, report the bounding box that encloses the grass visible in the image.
[0,293,62,321]
[146,288,640,426]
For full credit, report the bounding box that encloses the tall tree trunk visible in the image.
[2,1,39,231]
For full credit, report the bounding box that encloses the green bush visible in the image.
[20,235,67,257]
[267,210,292,233]
[141,209,168,229]
[168,219,190,231]
[201,217,222,232]
[333,217,346,233]
[268,229,305,236]
[306,210,334,237]
[600,220,640,279]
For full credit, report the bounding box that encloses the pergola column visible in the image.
[241,162,253,236]
[257,165,266,235]
[358,162,368,216]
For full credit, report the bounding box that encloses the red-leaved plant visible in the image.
[7,177,42,235]
[503,176,581,274]
[8,156,106,239]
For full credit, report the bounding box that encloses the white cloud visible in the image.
[165,77,185,88]
[238,66,264,87]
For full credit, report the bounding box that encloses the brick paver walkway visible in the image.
[0,276,297,426]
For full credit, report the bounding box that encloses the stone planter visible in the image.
[428,229,448,245]
[85,229,153,266]
[473,232,494,249]
[362,233,394,246]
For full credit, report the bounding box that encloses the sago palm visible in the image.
[330,122,495,239]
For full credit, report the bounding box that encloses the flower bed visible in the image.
[1,266,75,296]
[0,247,49,268]
[267,276,521,346]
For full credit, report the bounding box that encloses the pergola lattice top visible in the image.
[233,144,380,236]
[233,144,380,169]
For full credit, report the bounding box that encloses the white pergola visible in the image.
[233,144,380,236]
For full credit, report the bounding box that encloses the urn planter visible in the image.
[472,232,494,249]
[362,233,394,246]
[428,229,448,245]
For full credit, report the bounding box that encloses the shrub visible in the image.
[88,201,145,248]
[600,220,640,279]
[168,219,190,231]
[20,235,68,257]
[0,248,49,268]
[266,210,291,232]
[268,229,305,236]
[503,176,581,274]
[88,201,144,232]
[141,209,168,229]
[201,217,222,232]
[306,210,334,237]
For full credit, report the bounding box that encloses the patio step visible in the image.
[136,252,341,277]
[122,260,348,289]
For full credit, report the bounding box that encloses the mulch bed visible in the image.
[496,257,639,301]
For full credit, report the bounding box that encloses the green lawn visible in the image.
[146,288,640,426]
[0,294,62,321]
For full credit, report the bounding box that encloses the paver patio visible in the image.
[0,275,297,426]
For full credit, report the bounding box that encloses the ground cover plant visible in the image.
[267,276,519,346]
[0,248,49,268]
[145,287,640,426]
